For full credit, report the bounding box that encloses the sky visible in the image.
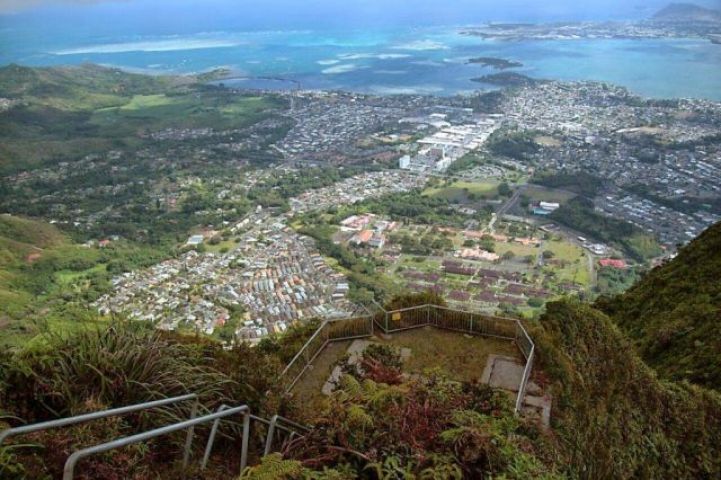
[2,0,720,27]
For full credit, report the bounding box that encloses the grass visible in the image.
[291,327,522,418]
[544,238,582,262]
[0,65,287,173]
[89,93,281,137]
[291,340,353,418]
[495,242,538,258]
[521,184,577,203]
[118,94,177,110]
[55,263,107,287]
[422,180,500,202]
[204,238,237,254]
[397,254,441,271]
[376,327,520,382]
[543,239,590,286]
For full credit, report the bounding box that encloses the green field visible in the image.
[494,242,538,258]
[521,184,577,203]
[542,239,590,286]
[118,94,178,110]
[204,237,237,254]
[422,180,500,201]
[89,93,280,137]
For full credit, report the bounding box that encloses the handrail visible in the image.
[514,345,535,413]
[280,319,329,377]
[0,393,198,447]
[199,407,309,469]
[200,404,252,471]
[263,414,310,456]
[63,405,251,480]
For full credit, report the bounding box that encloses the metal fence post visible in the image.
[201,405,227,470]
[240,411,251,473]
[0,394,198,448]
[182,400,199,468]
[63,405,250,480]
[263,415,278,456]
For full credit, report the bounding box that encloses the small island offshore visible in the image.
[467,57,524,69]
[471,71,541,87]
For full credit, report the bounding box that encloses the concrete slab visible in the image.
[481,354,524,392]
[523,394,552,428]
[322,366,344,396]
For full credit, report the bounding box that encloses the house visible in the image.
[368,233,386,249]
[351,229,374,245]
[599,258,627,269]
[186,234,204,246]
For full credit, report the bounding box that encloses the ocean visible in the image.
[1,4,720,100]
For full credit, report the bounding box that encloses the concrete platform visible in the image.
[481,354,524,392]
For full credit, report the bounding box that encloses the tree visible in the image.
[480,238,495,252]
[498,182,512,197]
[527,297,544,308]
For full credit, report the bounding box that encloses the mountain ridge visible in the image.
[598,220,721,390]
[652,2,721,23]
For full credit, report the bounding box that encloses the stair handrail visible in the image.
[199,407,309,470]
[62,404,251,480]
[263,414,310,456]
[0,393,198,447]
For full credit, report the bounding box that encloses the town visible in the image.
[2,74,721,343]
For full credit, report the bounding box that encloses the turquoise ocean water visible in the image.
[1,24,720,100]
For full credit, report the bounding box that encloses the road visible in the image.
[496,186,524,216]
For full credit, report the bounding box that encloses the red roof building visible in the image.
[599,258,627,269]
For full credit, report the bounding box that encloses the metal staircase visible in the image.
[0,394,308,479]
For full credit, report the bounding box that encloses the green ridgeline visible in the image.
[598,220,721,390]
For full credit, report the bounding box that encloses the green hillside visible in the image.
[0,64,286,173]
[0,214,65,317]
[598,221,721,389]
[535,300,721,479]
[0,214,169,347]
[0,63,173,110]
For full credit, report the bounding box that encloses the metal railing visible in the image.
[1,394,309,478]
[281,315,374,391]
[263,414,310,456]
[0,394,198,449]
[281,304,535,414]
[514,324,535,413]
[62,405,251,480]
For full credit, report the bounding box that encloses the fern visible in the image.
[240,453,305,479]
